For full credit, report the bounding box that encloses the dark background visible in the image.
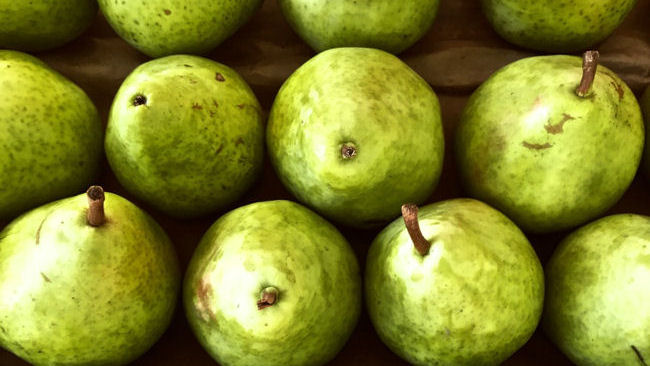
[2,1,650,365]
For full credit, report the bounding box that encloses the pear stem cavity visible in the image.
[133,94,147,106]
[86,186,105,227]
[576,50,599,98]
[341,144,357,159]
[401,204,431,256]
[257,286,279,310]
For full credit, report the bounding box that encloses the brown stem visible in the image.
[401,204,431,256]
[632,345,647,366]
[257,287,279,310]
[86,186,105,227]
[576,50,599,97]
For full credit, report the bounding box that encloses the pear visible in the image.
[0,1,97,51]
[543,214,650,366]
[0,50,103,221]
[278,0,440,54]
[455,51,644,233]
[183,200,361,366]
[98,0,263,57]
[365,200,544,365]
[267,47,444,228]
[105,55,264,218]
[640,86,650,180]
[481,0,637,53]
[0,186,180,365]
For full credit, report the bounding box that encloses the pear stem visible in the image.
[631,345,647,366]
[86,186,105,227]
[257,287,279,310]
[401,204,431,256]
[576,50,599,97]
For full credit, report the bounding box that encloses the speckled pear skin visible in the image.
[105,55,264,218]
[0,0,97,51]
[267,48,444,228]
[481,0,637,53]
[543,214,650,366]
[0,50,103,221]
[98,0,263,57]
[184,200,361,366]
[455,55,644,234]
[640,86,650,180]
[365,199,544,366]
[0,191,181,366]
[278,0,439,54]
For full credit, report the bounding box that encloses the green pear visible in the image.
[365,199,544,365]
[98,0,263,57]
[267,47,444,228]
[481,0,637,52]
[0,1,97,51]
[455,52,644,233]
[105,55,264,218]
[640,86,650,180]
[543,214,650,366]
[184,200,361,366]
[0,186,180,365]
[278,0,440,54]
[0,50,103,221]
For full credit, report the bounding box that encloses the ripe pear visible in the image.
[0,187,180,365]
[0,50,103,221]
[105,55,264,218]
[543,214,650,366]
[98,0,263,57]
[640,86,650,180]
[455,51,644,233]
[0,1,97,51]
[184,200,361,366]
[278,0,440,54]
[267,47,444,228]
[365,200,544,365]
[481,0,637,52]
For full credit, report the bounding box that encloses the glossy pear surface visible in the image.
[268,47,444,228]
[184,200,361,366]
[0,191,180,365]
[0,0,97,51]
[481,0,637,52]
[366,199,544,365]
[455,55,644,233]
[0,50,102,220]
[544,214,650,366]
[279,0,440,54]
[105,55,264,218]
[98,0,263,57]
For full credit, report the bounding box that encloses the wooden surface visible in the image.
[2,0,650,365]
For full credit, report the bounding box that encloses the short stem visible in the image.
[576,50,599,97]
[401,204,431,256]
[257,287,279,310]
[86,186,105,227]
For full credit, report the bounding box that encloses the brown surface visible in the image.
[2,0,650,365]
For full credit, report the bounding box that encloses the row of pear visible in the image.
[0,173,646,365]
[1,1,636,56]
[1,45,646,235]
